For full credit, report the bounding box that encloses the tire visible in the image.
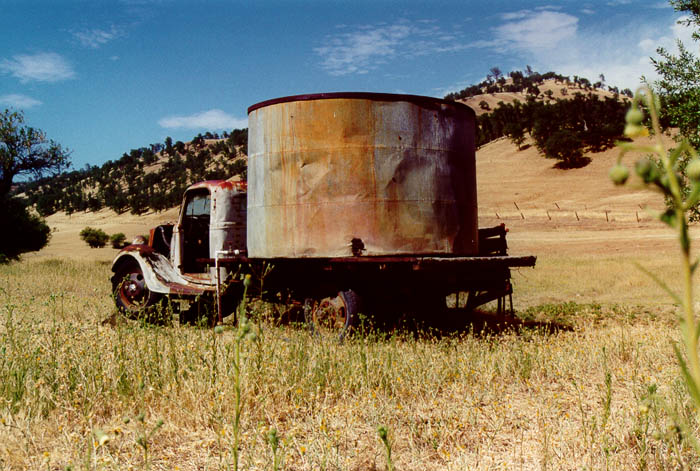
[339,289,360,333]
[305,289,360,341]
[112,260,166,322]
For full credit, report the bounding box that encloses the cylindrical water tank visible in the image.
[246,92,477,258]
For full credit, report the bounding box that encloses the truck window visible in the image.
[182,190,211,273]
[184,193,210,218]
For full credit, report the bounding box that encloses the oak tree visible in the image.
[0,109,70,197]
[0,109,69,261]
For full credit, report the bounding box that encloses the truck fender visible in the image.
[111,245,177,295]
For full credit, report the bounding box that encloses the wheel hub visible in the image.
[311,296,347,330]
[121,274,146,304]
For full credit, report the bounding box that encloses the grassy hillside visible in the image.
[17,130,248,217]
[461,78,619,116]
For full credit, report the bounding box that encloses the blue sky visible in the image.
[0,0,693,170]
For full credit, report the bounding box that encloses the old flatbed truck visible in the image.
[111,92,536,333]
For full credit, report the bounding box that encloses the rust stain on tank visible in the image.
[247,92,478,258]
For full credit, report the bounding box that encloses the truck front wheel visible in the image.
[112,260,165,321]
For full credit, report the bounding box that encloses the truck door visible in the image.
[181,189,211,274]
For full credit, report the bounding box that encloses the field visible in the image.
[1,135,699,470]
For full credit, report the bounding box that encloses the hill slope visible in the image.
[461,79,619,116]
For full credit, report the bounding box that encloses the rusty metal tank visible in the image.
[246,92,478,258]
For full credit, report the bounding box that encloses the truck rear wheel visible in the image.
[305,289,360,340]
[112,260,166,321]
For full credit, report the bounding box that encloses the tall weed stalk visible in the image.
[612,86,700,451]
[230,273,255,471]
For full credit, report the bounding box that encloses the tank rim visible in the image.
[247,92,475,115]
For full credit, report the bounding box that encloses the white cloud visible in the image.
[73,26,121,49]
[0,94,42,109]
[158,109,247,130]
[461,9,696,91]
[547,15,697,90]
[670,15,696,47]
[315,24,410,76]
[501,11,530,21]
[0,52,75,83]
[494,11,578,52]
[315,20,466,76]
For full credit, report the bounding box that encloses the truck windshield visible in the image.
[182,190,211,273]
[184,193,210,217]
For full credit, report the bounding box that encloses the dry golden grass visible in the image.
[0,258,695,470]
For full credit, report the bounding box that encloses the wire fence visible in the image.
[483,202,659,223]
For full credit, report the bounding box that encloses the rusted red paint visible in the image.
[165,282,211,296]
[188,180,247,192]
[219,180,247,191]
[247,93,478,258]
[122,244,155,255]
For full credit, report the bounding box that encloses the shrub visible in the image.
[543,130,586,168]
[0,195,51,262]
[110,232,127,249]
[80,227,109,248]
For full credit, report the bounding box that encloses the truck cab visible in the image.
[173,181,247,280]
[111,180,247,319]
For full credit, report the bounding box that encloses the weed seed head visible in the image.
[687,159,700,182]
[94,428,110,446]
[635,158,652,178]
[625,106,644,126]
[624,123,649,139]
[377,425,388,442]
[267,428,279,448]
[609,164,630,185]
[635,158,660,183]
